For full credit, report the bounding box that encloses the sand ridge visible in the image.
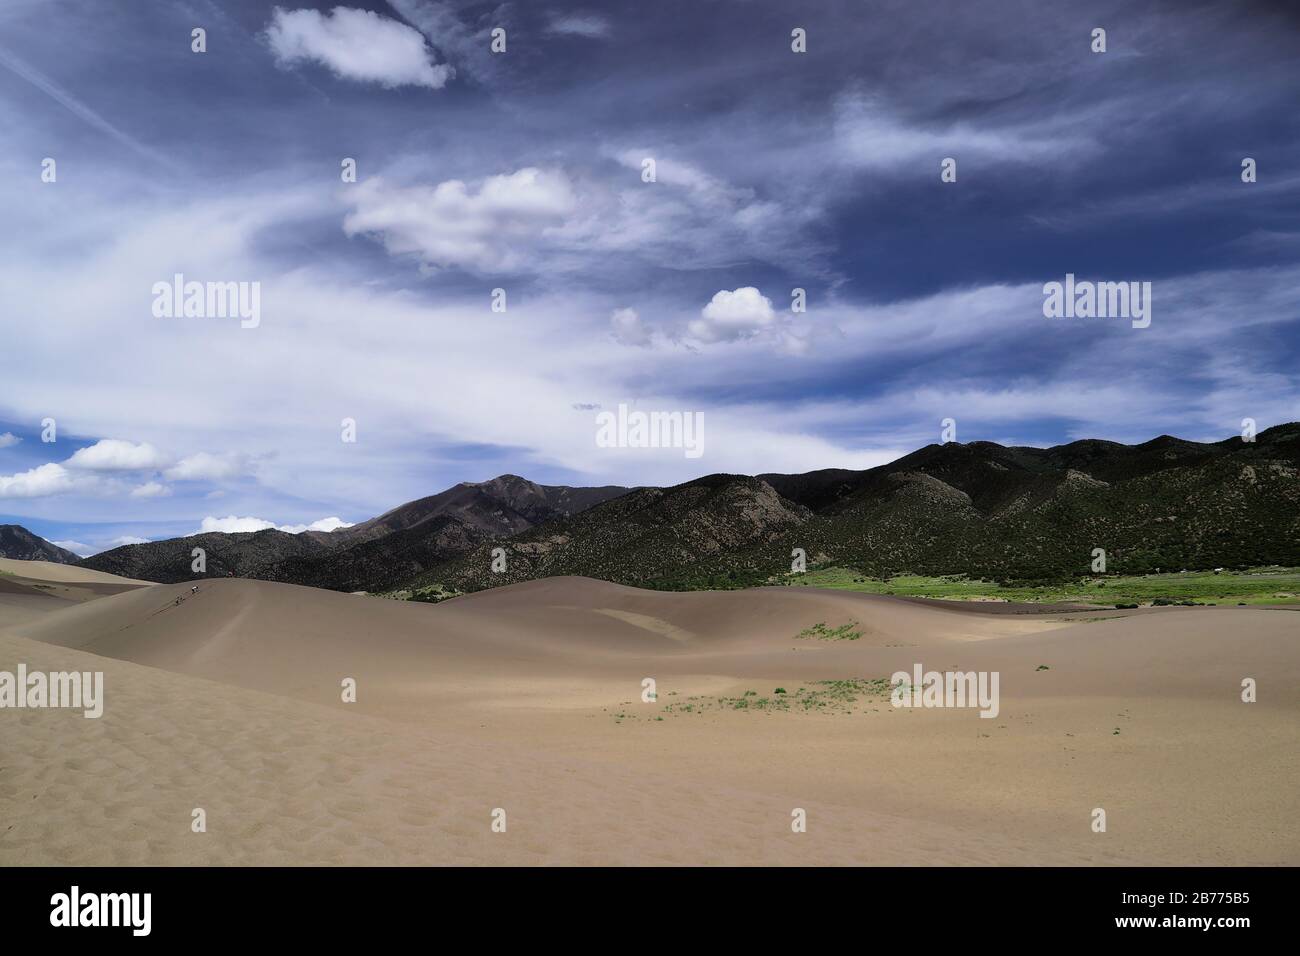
[0,558,154,587]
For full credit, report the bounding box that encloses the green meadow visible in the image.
[784,566,1300,607]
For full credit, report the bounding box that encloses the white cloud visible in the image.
[129,481,171,498]
[0,463,74,498]
[345,154,817,280]
[197,515,277,534]
[688,287,777,343]
[165,452,252,481]
[278,516,355,533]
[265,6,453,90]
[0,438,253,501]
[343,169,577,273]
[196,515,355,534]
[0,432,20,448]
[64,439,169,471]
[109,535,150,546]
[610,307,652,347]
[547,15,610,39]
[52,539,93,557]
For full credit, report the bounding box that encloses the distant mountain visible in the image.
[73,426,1300,594]
[75,529,334,583]
[409,474,812,592]
[78,475,630,589]
[258,514,482,593]
[336,475,629,544]
[410,424,1300,592]
[259,476,630,592]
[0,525,80,564]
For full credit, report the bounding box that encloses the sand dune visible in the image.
[0,558,152,627]
[0,578,76,629]
[5,576,1076,716]
[1,567,1296,865]
[0,557,154,587]
[7,628,1162,866]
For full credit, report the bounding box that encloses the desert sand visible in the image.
[0,559,153,630]
[0,561,1295,865]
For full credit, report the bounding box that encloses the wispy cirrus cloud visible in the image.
[831,89,1099,171]
[0,45,177,168]
[546,14,611,39]
[165,452,256,482]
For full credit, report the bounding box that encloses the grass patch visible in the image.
[382,584,463,604]
[658,677,893,717]
[795,620,863,641]
[788,566,1300,606]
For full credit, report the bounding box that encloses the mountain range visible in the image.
[0,524,80,564]
[6,424,1298,592]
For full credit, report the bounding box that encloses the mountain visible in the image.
[71,425,1300,594]
[408,474,813,592]
[258,476,631,592]
[73,529,334,583]
[0,525,80,564]
[755,426,1300,581]
[336,475,629,544]
[77,476,630,589]
[409,424,1300,592]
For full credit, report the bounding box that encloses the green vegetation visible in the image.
[660,678,894,716]
[794,620,863,641]
[784,566,1300,606]
[610,679,896,722]
[384,583,463,604]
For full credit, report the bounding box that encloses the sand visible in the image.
[0,560,1295,865]
[0,559,151,629]
[0,558,154,587]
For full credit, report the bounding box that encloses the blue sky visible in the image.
[1,0,1298,555]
